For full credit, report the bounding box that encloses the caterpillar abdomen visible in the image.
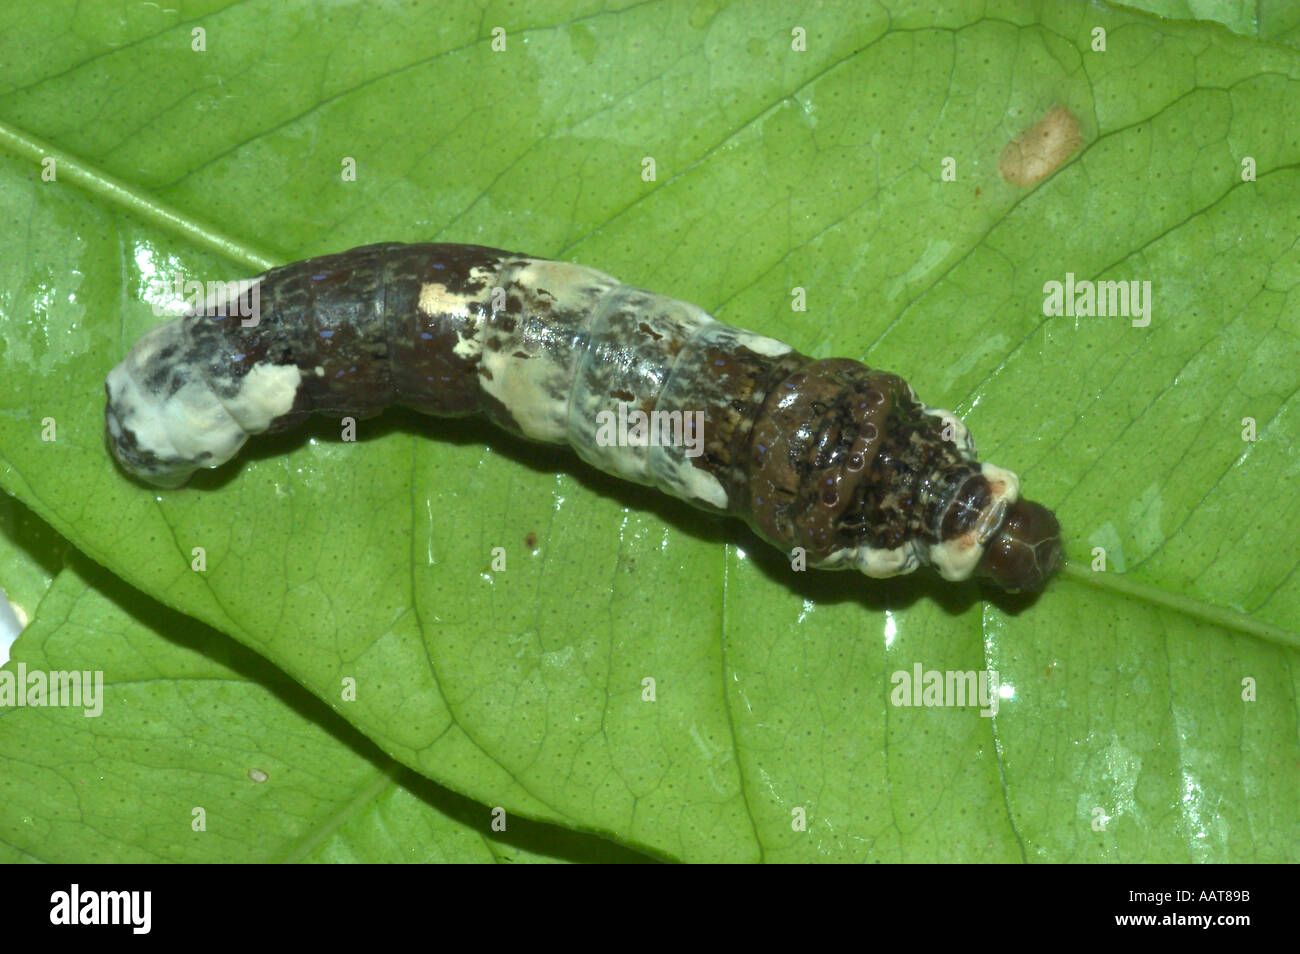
[105,242,1062,592]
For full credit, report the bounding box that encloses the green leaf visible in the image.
[0,494,64,650]
[1115,0,1300,51]
[1,0,1298,862]
[0,554,650,863]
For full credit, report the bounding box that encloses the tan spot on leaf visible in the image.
[999,106,1083,187]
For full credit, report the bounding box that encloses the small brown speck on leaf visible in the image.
[525,532,538,549]
[998,106,1083,187]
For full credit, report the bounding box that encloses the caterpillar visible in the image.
[104,242,1062,592]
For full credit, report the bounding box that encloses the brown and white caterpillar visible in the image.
[104,242,1062,592]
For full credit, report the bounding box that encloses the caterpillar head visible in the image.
[976,498,1062,593]
[105,318,301,488]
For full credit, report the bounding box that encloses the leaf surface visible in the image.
[0,0,1296,861]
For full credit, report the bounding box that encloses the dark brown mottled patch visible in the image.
[110,241,1060,591]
